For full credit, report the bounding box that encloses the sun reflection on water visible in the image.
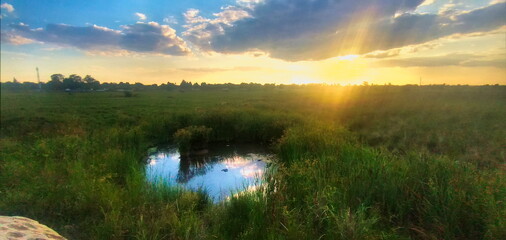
[145,145,273,202]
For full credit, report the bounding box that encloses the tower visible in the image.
[36,67,41,90]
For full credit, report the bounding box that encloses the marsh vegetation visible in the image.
[1,85,504,239]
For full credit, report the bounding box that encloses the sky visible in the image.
[1,0,505,85]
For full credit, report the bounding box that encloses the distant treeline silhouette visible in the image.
[1,73,502,92]
[0,74,283,92]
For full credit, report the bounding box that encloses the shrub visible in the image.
[123,91,134,97]
[173,125,212,153]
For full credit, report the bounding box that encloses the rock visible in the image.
[0,216,66,239]
[221,168,228,172]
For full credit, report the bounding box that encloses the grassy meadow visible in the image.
[1,85,505,239]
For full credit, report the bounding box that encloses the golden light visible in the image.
[289,76,323,85]
[336,54,360,61]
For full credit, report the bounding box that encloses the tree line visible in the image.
[0,74,285,92]
[3,74,500,92]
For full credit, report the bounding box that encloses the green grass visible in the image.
[1,86,505,239]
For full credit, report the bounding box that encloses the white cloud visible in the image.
[213,6,251,25]
[420,0,436,7]
[1,3,14,13]
[163,16,178,25]
[236,0,264,9]
[182,6,251,51]
[134,12,147,21]
[236,0,263,3]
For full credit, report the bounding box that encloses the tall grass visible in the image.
[1,86,504,239]
[273,123,505,239]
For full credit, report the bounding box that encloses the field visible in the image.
[1,85,505,240]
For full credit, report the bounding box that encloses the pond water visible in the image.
[145,144,274,202]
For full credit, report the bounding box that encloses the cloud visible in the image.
[365,42,440,58]
[419,0,436,7]
[438,3,460,15]
[1,3,14,12]
[135,12,147,21]
[461,59,506,68]
[6,22,191,56]
[182,6,251,51]
[184,0,505,61]
[186,0,425,60]
[120,22,189,55]
[0,31,35,45]
[178,66,264,73]
[9,23,121,50]
[163,16,178,25]
[236,0,264,9]
[378,53,506,68]
[365,49,402,59]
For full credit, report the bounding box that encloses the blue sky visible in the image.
[1,0,232,28]
[1,0,505,85]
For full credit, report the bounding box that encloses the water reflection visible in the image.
[146,144,273,202]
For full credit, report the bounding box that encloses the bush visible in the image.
[173,125,212,153]
[123,91,134,97]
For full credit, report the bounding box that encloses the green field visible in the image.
[1,85,505,239]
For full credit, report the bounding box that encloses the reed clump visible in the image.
[173,125,212,154]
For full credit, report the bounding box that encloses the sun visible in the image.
[336,55,360,61]
[289,76,323,85]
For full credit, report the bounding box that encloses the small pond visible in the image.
[145,143,274,202]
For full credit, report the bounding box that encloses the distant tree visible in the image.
[22,82,38,90]
[180,80,192,91]
[62,74,83,90]
[83,75,95,84]
[1,79,22,91]
[118,82,131,90]
[62,78,74,90]
[165,82,177,91]
[83,75,100,90]
[46,74,65,90]
[68,74,82,83]
[51,74,65,82]
[264,83,275,89]
[134,82,144,91]
[101,82,112,90]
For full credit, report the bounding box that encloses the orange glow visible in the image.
[1,23,504,85]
